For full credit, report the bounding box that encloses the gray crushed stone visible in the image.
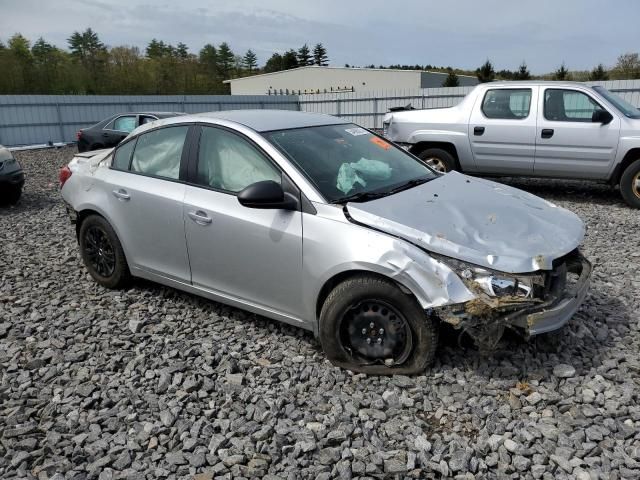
[1,146,639,479]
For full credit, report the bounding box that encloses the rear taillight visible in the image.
[59,166,72,188]
[76,130,83,140]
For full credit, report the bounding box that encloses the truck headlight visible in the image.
[441,257,544,299]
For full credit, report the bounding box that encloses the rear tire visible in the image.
[417,148,457,173]
[620,159,640,208]
[79,215,131,289]
[319,275,438,375]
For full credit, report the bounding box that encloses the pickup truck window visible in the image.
[544,89,605,122]
[593,86,640,119]
[481,89,531,119]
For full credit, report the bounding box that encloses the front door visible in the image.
[468,87,538,175]
[183,125,304,319]
[534,88,620,179]
[102,125,191,281]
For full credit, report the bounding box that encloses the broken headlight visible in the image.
[443,258,545,299]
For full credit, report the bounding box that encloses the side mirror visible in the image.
[592,110,613,125]
[237,180,298,210]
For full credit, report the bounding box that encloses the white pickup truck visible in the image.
[383,81,640,208]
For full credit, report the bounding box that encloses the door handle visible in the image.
[102,132,110,137]
[112,189,130,200]
[188,210,212,225]
[541,129,554,139]
[474,126,485,136]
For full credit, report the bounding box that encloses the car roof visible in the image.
[188,109,348,132]
[476,80,595,89]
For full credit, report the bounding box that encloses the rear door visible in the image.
[102,115,137,147]
[183,125,304,318]
[103,124,192,281]
[468,87,538,175]
[534,87,620,179]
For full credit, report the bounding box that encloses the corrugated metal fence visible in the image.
[298,79,640,129]
[2,80,640,145]
[0,95,299,146]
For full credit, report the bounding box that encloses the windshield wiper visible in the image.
[332,190,390,204]
[386,177,432,195]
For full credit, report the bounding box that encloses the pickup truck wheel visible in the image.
[79,215,131,289]
[417,148,456,173]
[319,275,438,375]
[620,159,640,208]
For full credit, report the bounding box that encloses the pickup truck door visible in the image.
[534,87,620,179]
[468,87,538,175]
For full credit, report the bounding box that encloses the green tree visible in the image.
[146,39,174,59]
[442,69,459,87]
[217,42,235,78]
[589,63,609,81]
[243,49,258,72]
[613,53,640,79]
[264,53,284,73]
[476,59,495,83]
[297,44,312,66]
[175,42,189,60]
[554,62,570,80]
[312,43,328,66]
[514,62,531,80]
[282,49,299,70]
[67,28,107,93]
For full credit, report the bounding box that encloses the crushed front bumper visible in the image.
[435,251,592,343]
[508,253,592,336]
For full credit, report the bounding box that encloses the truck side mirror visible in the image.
[592,110,613,125]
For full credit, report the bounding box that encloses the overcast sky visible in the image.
[1,0,637,73]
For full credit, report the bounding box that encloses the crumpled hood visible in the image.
[346,172,585,273]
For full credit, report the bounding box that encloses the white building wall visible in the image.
[227,67,423,95]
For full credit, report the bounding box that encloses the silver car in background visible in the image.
[60,110,591,374]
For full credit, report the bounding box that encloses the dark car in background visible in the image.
[77,112,184,152]
[0,145,24,205]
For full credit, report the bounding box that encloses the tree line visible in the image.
[0,29,330,94]
[1,28,639,94]
[347,55,640,87]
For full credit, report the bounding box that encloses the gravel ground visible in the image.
[1,146,639,480]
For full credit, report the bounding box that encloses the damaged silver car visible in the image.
[60,110,591,374]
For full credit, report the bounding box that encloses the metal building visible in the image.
[224,66,479,95]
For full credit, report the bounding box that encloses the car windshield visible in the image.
[263,124,437,203]
[593,86,640,119]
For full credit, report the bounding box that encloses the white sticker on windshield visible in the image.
[345,127,368,136]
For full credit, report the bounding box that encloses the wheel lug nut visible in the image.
[377,338,382,344]
[369,322,374,328]
[366,338,371,344]
[361,328,367,335]
[379,328,384,335]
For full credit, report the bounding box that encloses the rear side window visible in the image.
[482,89,532,119]
[113,116,137,133]
[130,126,189,180]
[544,89,605,122]
[112,139,136,170]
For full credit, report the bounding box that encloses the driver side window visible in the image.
[544,89,605,122]
[197,127,280,193]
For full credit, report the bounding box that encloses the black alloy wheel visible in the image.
[340,300,413,365]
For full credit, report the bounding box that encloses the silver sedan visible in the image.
[60,110,591,374]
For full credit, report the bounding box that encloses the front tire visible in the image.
[79,215,131,289]
[620,159,640,208]
[0,184,22,206]
[417,148,456,173]
[319,275,438,375]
